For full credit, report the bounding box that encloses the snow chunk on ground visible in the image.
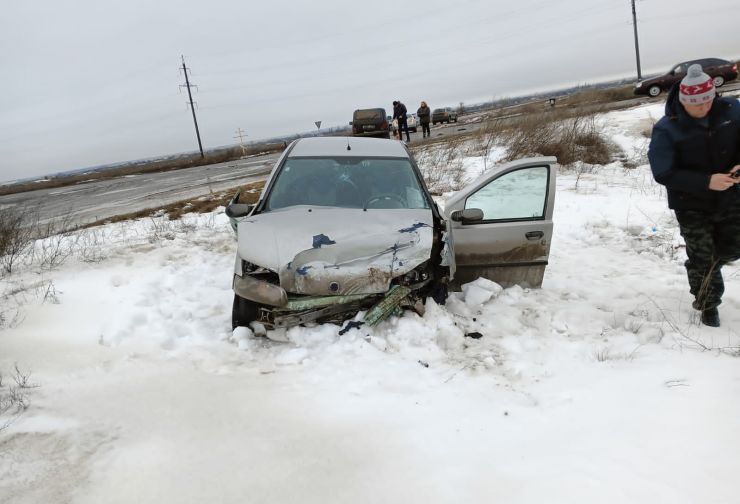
[462,277,503,306]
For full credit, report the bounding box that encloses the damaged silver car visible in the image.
[226,136,557,330]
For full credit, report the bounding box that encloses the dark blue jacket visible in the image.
[648,84,740,211]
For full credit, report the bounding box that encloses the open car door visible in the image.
[444,157,557,290]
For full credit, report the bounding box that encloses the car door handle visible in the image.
[525,231,544,240]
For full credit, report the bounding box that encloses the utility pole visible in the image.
[234,127,248,157]
[179,55,204,158]
[631,0,642,81]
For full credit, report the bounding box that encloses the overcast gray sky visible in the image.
[1,0,738,183]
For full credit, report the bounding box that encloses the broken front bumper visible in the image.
[233,274,427,329]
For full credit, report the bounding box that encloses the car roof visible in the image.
[353,108,385,115]
[289,136,410,158]
[674,57,730,67]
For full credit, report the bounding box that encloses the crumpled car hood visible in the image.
[237,207,434,295]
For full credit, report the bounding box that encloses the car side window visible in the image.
[464,166,549,221]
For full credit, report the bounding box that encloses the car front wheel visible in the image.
[232,294,259,330]
[713,76,725,87]
[648,85,661,97]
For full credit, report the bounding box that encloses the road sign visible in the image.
[315,121,322,130]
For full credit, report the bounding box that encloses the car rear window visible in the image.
[354,109,384,120]
[432,109,444,114]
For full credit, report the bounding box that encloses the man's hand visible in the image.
[709,166,740,191]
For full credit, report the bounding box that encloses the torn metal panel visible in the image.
[364,285,411,326]
[277,293,372,312]
[440,228,455,277]
[271,302,366,328]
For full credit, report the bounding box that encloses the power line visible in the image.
[179,55,204,158]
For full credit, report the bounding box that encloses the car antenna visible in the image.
[346,138,351,151]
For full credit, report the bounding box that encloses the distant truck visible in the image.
[350,108,391,139]
[432,107,458,125]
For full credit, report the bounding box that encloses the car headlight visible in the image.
[635,81,643,88]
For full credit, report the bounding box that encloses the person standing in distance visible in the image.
[393,100,411,142]
[417,101,431,138]
[648,63,740,327]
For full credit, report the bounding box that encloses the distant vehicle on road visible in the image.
[391,114,418,135]
[350,108,391,139]
[634,57,738,97]
[407,113,418,133]
[432,107,458,125]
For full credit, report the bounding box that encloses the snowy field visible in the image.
[1,101,739,504]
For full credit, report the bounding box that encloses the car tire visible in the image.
[713,75,725,87]
[232,294,259,330]
[648,85,661,97]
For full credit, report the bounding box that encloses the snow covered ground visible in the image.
[1,101,739,504]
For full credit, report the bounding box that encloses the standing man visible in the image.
[417,101,431,138]
[393,100,411,142]
[648,64,740,327]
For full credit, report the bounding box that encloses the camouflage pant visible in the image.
[675,199,740,310]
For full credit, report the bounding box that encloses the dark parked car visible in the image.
[634,58,738,97]
[226,137,558,330]
[432,107,458,125]
[350,108,391,139]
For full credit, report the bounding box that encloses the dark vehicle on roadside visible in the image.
[432,107,458,125]
[634,57,738,97]
[350,108,391,139]
[225,136,558,330]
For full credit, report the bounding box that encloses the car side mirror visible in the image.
[450,208,484,223]
[225,203,254,218]
[349,121,353,126]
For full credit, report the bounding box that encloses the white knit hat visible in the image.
[679,64,716,105]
